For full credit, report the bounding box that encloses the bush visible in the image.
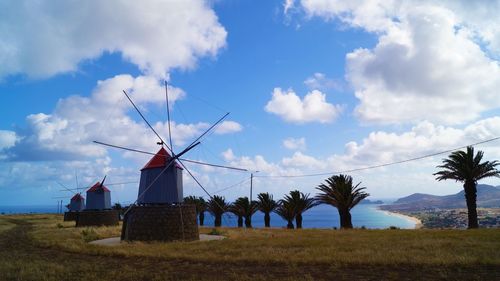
[208,228,223,235]
[81,228,99,242]
[56,223,63,228]
[388,226,400,230]
[361,226,366,230]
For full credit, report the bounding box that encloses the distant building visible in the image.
[137,147,183,204]
[86,182,112,210]
[68,193,85,211]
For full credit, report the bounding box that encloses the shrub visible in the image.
[56,223,63,228]
[81,228,99,242]
[208,228,223,235]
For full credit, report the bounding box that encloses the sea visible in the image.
[0,203,416,229]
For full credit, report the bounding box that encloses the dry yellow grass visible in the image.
[1,214,499,281]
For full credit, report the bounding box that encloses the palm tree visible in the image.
[282,190,317,229]
[257,192,278,227]
[434,146,500,229]
[230,197,258,228]
[196,197,207,226]
[316,174,369,229]
[184,196,207,226]
[229,197,245,227]
[207,195,229,227]
[274,200,295,229]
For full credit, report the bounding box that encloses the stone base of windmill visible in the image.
[76,210,120,227]
[63,211,79,221]
[121,204,199,242]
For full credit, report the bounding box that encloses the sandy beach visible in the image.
[378,209,423,229]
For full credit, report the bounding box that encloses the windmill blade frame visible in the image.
[93,140,247,172]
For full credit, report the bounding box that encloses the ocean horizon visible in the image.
[0,203,417,229]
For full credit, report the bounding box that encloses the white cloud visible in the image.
[265,88,343,124]
[304,72,342,91]
[283,137,306,151]
[156,121,209,148]
[3,74,231,162]
[0,130,19,150]
[327,117,500,171]
[0,0,227,79]
[284,0,296,15]
[282,151,326,169]
[214,121,243,135]
[220,116,500,198]
[298,0,500,125]
[222,148,236,162]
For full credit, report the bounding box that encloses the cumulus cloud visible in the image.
[219,116,500,197]
[282,151,326,169]
[0,0,227,79]
[284,0,296,15]
[283,137,306,151]
[214,121,243,135]
[327,117,500,171]
[3,74,240,162]
[304,72,342,91]
[265,88,343,124]
[0,130,18,150]
[298,0,500,125]
[0,130,19,160]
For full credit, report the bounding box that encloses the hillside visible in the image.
[1,214,499,280]
[381,184,500,212]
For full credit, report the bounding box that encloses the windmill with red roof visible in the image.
[85,176,112,210]
[56,174,86,221]
[93,81,247,241]
[68,193,85,212]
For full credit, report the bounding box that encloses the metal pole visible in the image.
[250,173,253,202]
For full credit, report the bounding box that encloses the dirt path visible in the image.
[0,218,497,281]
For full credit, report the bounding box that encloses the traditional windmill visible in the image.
[68,193,85,211]
[72,175,120,227]
[94,82,247,241]
[85,176,112,210]
[57,176,86,222]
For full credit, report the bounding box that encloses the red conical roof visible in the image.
[87,182,110,192]
[141,147,183,170]
[71,193,84,201]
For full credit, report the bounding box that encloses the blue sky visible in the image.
[1,0,500,206]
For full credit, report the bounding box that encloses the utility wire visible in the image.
[256,136,500,179]
[213,177,252,194]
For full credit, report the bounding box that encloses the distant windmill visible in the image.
[75,175,121,227]
[85,176,112,210]
[94,81,247,241]
[57,173,86,222]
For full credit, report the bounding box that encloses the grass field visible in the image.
[0,214,499,280]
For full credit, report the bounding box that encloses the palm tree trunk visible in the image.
[237,215,243,227]
[215,214,222,227]
[295,213,303,229]
[264,212,271,227]
[338,208,353,229]
[245,215,252,228]
[464,181,479,229]
[287,219,294,229]
[199,211,204,226]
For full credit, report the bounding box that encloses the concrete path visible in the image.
[89,234,225,246]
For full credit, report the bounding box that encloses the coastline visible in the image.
[377,208,423,229]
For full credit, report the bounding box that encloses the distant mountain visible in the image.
[359,199,384,204]
[380,184,500,212]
